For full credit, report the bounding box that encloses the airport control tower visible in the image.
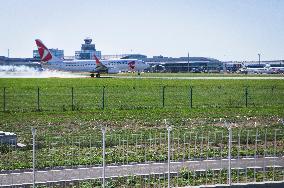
[75,38,102,59]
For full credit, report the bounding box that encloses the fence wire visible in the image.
[1,85,284,112]
[0,126,283,187]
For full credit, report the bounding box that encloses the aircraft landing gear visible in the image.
[90,73,100,78]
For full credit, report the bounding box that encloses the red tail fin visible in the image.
[94,54,101,65]
[35,39,52,62]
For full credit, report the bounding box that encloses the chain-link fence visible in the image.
[1,85,284,112]
[0,124,283,187]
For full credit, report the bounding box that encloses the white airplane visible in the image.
[35,39,149,77]
[269,66,284,74]
[240,64,272,74]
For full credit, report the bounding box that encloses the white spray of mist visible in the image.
[0,65,85,78]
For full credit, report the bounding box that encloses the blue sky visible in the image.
[0,0,283,61]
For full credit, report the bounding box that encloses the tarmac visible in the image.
[0,157,283,187]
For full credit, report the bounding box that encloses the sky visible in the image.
[0,0,283,61]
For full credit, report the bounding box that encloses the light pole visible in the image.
[258,53,261,65]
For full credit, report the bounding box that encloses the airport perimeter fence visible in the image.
[0,124,284,187]
[1,85,284,112]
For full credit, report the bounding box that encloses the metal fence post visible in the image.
[254,128,258,182]
[189,86,193,108]
[245,87,248,107]
[162,86,165,108]
[102,127,106,188]
[32,128,36,188]
[71,87,74,111]
[3,87,6,112]
[165,119,171,188]
[227,122,232,186]
[37,87,40,111]
[102,86,105,109]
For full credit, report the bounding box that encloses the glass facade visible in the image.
[75,50,101,60]
[147,60,223,73]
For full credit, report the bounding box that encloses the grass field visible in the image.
[0,78,283,172]
[1,125,283,171]
[0,78,283,112]
[98,72,284,77]
[0,77,283,133]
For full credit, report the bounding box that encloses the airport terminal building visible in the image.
[144,56,223,73]
[119,54,223,72]
[2,37,284,74]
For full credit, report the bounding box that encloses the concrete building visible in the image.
[33,48,64,60]
[145,56,223,73]
[75,38,101,59]
[102,54,147,60]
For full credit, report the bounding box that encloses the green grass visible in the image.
[1,125,283,171]
[0,78,283,171]
[0,78,283,112]
[1,77,284,89]
[0,78,283,137]
[108,72,284,77]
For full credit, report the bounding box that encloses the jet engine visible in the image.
[107,68,120,74]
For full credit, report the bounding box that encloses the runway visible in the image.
[0,157,283,186]
[111,75,284,80]
[1,72,284,79]
[0,65,283,79]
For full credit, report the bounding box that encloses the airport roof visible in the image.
[145,57,220,62]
